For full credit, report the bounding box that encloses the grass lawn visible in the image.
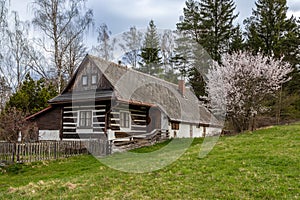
[0,124,299,199]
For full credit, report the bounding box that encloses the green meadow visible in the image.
[0,124,299,199]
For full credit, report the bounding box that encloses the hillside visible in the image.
[0,124,299,199]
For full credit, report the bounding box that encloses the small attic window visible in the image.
[91,74,97,85]
[82,75,88,86]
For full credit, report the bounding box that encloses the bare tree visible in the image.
[119,26,143,67]
[0,76,10,111]
[0,107,38,142]
[5,12,32,90]
[0,0,8,64]
[92,23,116,61]
[63,27,87,78]
[0,0,8,34]
[161,30,175,67]
[32,0,93,92]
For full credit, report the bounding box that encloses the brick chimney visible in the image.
[178,80,185,95]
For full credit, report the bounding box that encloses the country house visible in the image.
[27,55,221,141]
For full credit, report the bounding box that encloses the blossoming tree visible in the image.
[206,51,293,132]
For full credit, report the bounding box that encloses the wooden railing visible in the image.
[0,140,111,164]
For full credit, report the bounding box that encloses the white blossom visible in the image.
[206,51,293,131]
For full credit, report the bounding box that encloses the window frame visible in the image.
[82,75,88,86]
[120,111,130,128]
[171,122,180,130]
[78,110,93,128]
[91,74,98,85]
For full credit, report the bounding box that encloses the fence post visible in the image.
[54,142,57,159]
[12,143,16,163]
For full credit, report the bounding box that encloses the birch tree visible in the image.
[92,23,116,61]
[32,0,93,92]
[5,12,32,90]
[206,51,293,132]
[119,26,143,68]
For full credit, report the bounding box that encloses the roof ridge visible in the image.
[88,55,180,89]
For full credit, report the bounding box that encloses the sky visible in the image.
[8,0,300,45]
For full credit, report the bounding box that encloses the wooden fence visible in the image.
[0,140,111,164]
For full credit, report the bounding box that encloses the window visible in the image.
[91,74,98,85]
[82,75,88,86]
[120,112,130,128]
[79,111,92,128]
[171,122,180,130]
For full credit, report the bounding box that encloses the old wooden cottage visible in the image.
[27,55,221,141]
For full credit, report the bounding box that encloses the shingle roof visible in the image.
[50,55,220,126]
[89,55,219,126]
[49,90,114,103]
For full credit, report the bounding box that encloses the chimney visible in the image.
[178,80,185,95]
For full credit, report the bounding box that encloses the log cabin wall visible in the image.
[130,105,148,134]
[68,59,112,93]
[33,106,62,131]
[147,107,161,132]
[108,103,148,135]
[62,101,110,140]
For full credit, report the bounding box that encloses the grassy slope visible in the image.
[0,124,299,199]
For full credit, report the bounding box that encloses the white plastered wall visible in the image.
[168,123,205,138]
[39,130,60,141]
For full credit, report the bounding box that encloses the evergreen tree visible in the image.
[229,24,245,53]
[177,0,238,99]
[171,32,194,79]
[176,0,201,43]
[197,0,238,62]
[178,0,238,62]
[139,20,162,76]
[244,0,299,60]
[6,73,57,115]
[244,0,300,122]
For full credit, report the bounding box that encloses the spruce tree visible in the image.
[244,0,299,60]
[177,0,238,99]
[197,0,238,62]
[244,0,300,122]
[176,0,201,43]
[139,20,162,76]
[229,24,245,53]
[7,73,57,115]
[178,0,238,61]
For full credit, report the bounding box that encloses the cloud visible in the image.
[288,0,300,12]
[87,0,185,33]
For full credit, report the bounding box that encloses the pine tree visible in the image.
[229,24,245,53]
[6,73,57,115]
[177,0,238,99]
[197,0,238,62]
[139,20,162,76]
[244,0,300,122]
[176,0,201,43]
[244,0,299,59]
[171,32,194,79]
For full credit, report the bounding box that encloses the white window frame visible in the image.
[82,75,88,86]
[91,74,98,85]
[78,110,93,128]
[120,111,130,128]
